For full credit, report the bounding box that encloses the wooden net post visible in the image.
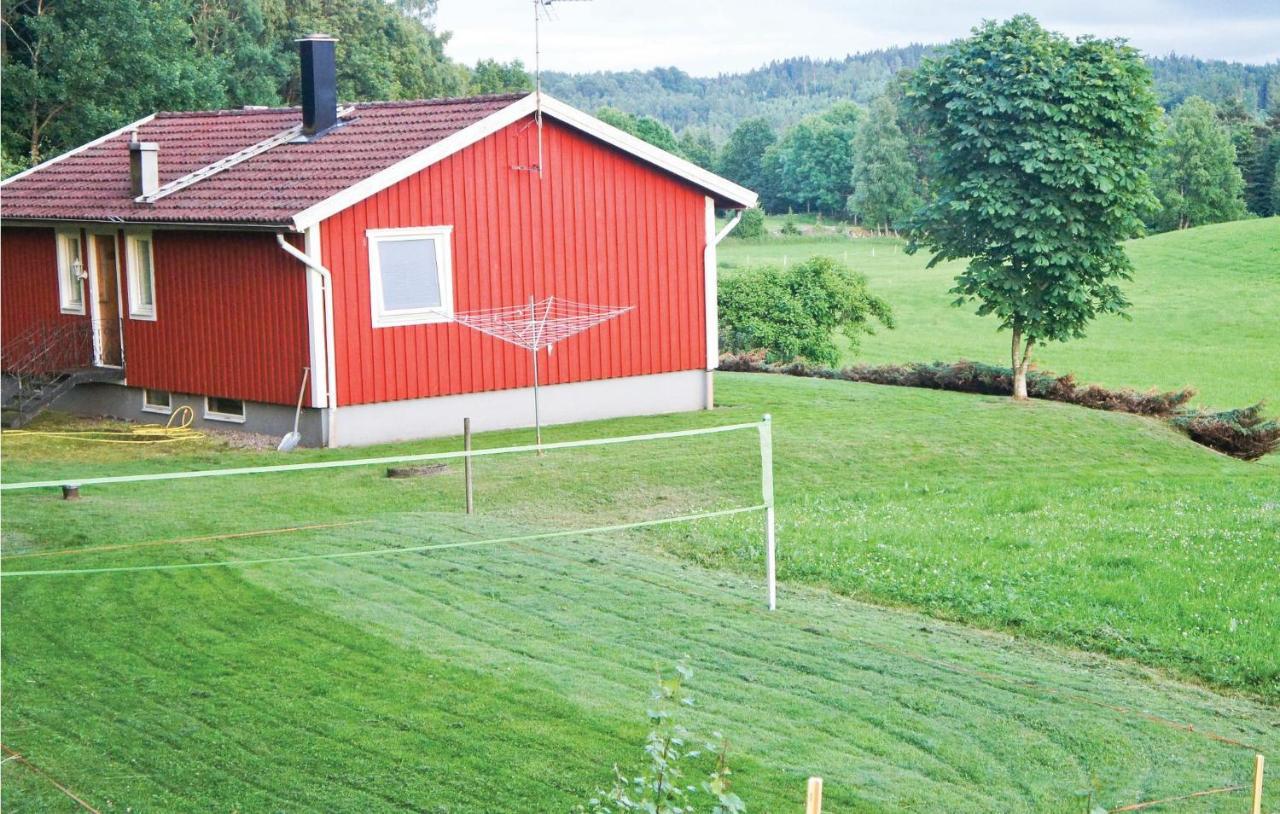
[805,776,822,814]
[1253,753,1265,814]
[463,417,474,515]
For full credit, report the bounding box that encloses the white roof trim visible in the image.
[536,95,757,209]
[291,95,541,231]
[291,92,757,231]
[1,113,157,187]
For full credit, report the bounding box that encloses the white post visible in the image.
[530,296,543,453]
[759,413,776,610]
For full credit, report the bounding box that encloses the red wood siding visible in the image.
[321,117,708,406]
[1,226,89,354]
[121,231,310,405]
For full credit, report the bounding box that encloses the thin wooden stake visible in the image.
[1253,753,1265,814]
[463,417,474,515]
[805,776,823,814]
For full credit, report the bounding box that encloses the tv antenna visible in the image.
[522,0,591,177]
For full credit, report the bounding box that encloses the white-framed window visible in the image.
[366,226,454,328]
[55,230,86,314]
[141,389,172,414]
[125,232,157,320]
[204,396,246,423]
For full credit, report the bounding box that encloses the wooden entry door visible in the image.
[91,233,123,367]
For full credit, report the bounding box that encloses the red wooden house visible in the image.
[0,36,755,446]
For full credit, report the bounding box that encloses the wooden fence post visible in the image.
[1253,753,1265,814]
[805,776,823,814]
[463,417,474,515]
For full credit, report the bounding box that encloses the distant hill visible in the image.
[544,46,1280,138]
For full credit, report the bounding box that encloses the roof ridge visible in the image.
[150,93,529,120]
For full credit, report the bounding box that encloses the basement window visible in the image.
[204,396,246,423]
[367,226,454,327]
[55,230,86,314]
[142,389,172,414]
[126,233,157,320]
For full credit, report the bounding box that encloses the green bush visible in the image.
[779,218,801,235]
[730,207,766,239]
[1170,404,1280,461]
[718,256,894,366]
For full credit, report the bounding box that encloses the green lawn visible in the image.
[3,219,1277,811]
[719,217,1280,407]
[3,369,1277,811]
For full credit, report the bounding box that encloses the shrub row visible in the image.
[718,352,1279,460]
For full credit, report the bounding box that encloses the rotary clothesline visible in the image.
[453,296,633,449]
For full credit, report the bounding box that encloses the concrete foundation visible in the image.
[330,369,712,447]
[55,382,326,446]
[47,369,713,449]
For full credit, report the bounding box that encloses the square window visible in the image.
[204,396,245,423]
[367,226,454,327]
[142,389,171,414]
[55,231,85,314]
[126,233,156,319]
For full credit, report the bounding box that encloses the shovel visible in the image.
[277,367,310,452]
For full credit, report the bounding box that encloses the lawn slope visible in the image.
[2,517,1274,812]
[3,370,1278,811]
[719,217,1280,407]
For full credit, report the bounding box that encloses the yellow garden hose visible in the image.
[3,404,203,444]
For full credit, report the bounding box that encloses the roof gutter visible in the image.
[276,233,338,446]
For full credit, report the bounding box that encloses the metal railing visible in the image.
[2,319,97,378]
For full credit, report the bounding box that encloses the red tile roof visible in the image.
[0,94,525,226]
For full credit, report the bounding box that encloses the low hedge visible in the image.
[719,352,1278,460]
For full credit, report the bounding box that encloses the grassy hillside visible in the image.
[2,380,1277,811]
[719,218,1280,407]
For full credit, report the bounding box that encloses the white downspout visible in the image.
[277,233,338,446]
[704,199,745,409]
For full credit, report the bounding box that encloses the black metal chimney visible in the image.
[297,34,338,136]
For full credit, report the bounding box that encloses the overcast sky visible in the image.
[435,1,1280,75]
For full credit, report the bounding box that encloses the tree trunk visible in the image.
[1010,329,1033,401]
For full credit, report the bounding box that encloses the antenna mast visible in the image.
[527,0,590,177]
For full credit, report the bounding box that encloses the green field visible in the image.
[719,217,1280,407]
[2,390,1277,812]
[3,220,1278,811]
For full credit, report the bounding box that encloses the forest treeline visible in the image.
[3,0,1277,229]
[545,49,1280,138]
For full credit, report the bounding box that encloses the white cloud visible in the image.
[435,0,1280,74]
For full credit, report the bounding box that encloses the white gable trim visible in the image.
[1,114,157,186]
[291,93,757,231]
[537,96,757,209]
[291,95,540,231]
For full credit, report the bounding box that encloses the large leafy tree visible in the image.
[848,95,920,234]
[716,117,776,198]
[676,129,717,170]
[2,0,226,166]
[1150,97,1247,230]
[467,58,532,95]
[906,15,1160,400]
[2,0,464,170]
[595,106,680,153]
[762,102,862,214]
